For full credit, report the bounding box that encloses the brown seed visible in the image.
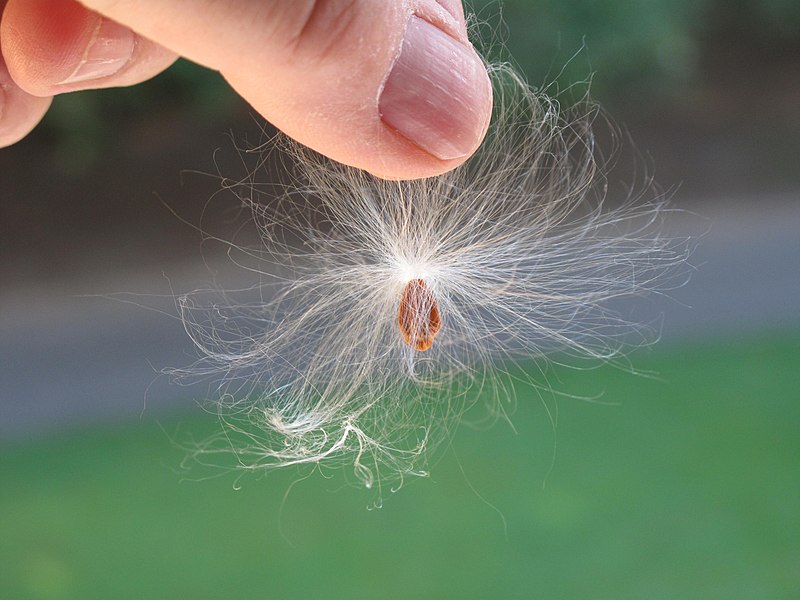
[397,278,441,351]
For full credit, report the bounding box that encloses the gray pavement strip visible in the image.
[1,196,798,441]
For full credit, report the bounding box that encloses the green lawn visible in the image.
[2,333,798,599]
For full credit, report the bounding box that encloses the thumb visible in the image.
[77,0,493,179]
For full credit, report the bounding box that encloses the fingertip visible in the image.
[2,0,176,96]
[223,4,491,181]
[0,63,52,147]
[59,0,489,180]
[434,0,466,22]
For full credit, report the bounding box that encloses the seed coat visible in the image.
[398,278,441,351]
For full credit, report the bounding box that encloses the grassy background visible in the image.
[2,333,798,599]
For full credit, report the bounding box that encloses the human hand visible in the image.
[0,0,492,179]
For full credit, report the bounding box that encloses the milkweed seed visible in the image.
[398,278,441,351]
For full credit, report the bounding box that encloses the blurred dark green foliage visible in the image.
[744,0,800,37]
[470,0,800,99]
[44,58,236,132]
[471,0,704,97]
[40,59,238,175]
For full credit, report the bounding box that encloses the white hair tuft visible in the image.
[173,63,689,496]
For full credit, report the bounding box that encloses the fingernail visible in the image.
[379,16,492,161]
[57,18,135,85]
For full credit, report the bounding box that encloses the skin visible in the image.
[0,0,492,179]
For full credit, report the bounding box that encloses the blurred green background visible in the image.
[2,336,799,599]
[1,1,799,599]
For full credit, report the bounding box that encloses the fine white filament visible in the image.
[175,64,688,493]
